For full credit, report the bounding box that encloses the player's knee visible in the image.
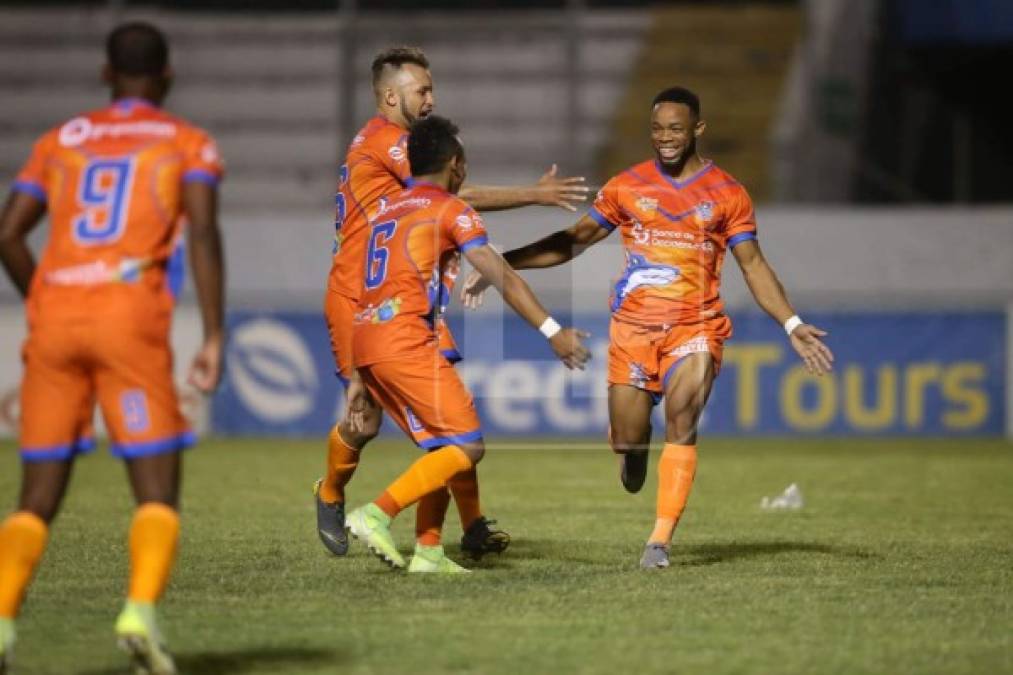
[339,415,380,449]
[459,442,484,465]
[610,424,651,454]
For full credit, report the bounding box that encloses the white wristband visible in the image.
[539,317,562,339]
[783,315,803,336]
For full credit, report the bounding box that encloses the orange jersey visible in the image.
[329,115,409,300]
[352,180,488,367]
[589,159,756,327]
[13,97,224,326]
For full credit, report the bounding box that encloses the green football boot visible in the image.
[115,600,176,675]
[345,504,406,569]
[408,544,471,574]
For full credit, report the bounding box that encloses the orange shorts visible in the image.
[359,348,482,450]
[325,289,461,387]
[19,313,192,462]
[607,314,732,403]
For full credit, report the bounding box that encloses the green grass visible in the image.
[1,437,1011,675]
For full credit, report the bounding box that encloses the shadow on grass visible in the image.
[78,645,342,675]
[677,541,879,567]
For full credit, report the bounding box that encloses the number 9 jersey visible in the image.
[13,97,224,325]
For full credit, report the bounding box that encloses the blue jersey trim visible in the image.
[728,232,757,249]
[458,235,489,253]
[21,437,97,463]
[588,207,617,232]
[441,348,462,364]
[182,169,220,186]
[12,180,47,203]
[417,430,483,450]
[335,370,350,389]
[110,432,197,459]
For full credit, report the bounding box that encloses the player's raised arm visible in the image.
[463,242,590,371]
[0,190,46,298]
[732,238,834,376]
[459,164,590,212]
[182,179,226,393]
[459,213,608,309]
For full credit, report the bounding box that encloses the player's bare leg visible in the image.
[116,452,184,675]
[607,385,655,493]
[314,388,382,557]
[0,459,75,672]
[641,352,715,570]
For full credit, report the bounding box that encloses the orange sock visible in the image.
[319,425,360,504]
[127,503,180,603]
[448,467,482,530]
[648,444,698,545]
[0,511,48,618]
[375,445,474,519]
[416,487,451,546]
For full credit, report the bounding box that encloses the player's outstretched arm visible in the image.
[460,214,608,309]
[182,181,226,393]
[463,243,591,370]
[732,239,834,376]
[458,164,590,212]
[0,191,46,297]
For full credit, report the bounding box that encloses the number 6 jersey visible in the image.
[13,97,224,325]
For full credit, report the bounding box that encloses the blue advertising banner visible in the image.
[212,310,1006,437]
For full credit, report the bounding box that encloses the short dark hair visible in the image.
[371,46,430,88]
[408,115,463,176]
[652,86,701,118]
[106,22,169,77]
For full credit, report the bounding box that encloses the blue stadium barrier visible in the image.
[212,310,1006,437]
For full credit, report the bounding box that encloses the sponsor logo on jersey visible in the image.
[388,146,406,162]
[58,117,177,147]
[455,214,474,230]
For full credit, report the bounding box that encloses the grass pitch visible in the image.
[1,436,1011,675]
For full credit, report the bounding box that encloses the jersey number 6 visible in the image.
[73,157,135,246]
[365,219,397,290]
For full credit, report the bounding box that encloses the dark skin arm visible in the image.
[732,239,834,375]
[460,214,610,308]
[0,191,46,297]
[182,180,226,393]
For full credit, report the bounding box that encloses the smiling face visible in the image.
[650,101,704,167]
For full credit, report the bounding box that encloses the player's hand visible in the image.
[534,164,590,212]
[549,328,591,370]
[188,333,224,394]
[789,324,834,375]
[344,371,368,433]
[460,269,492,310]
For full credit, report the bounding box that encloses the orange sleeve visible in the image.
[724,187,757,249]
[445,204,489,253]
[180,127,225,186]
[12,133,53,203]
[588,176,625,233]
[373,130,410,185]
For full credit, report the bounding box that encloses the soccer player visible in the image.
[342,115,590,572]
[0,23,224,673]
[460,87,834,569]
[316,46,589,560]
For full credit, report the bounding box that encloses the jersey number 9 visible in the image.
[73,157,135,246]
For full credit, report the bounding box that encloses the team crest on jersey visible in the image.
[388,146,406,162]
[694,201,715,225]
[635,196,658,213]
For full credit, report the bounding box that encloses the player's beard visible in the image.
[401,99,428,126]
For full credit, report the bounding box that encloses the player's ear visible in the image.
[383,86,398,108]
[694,119,706,139]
